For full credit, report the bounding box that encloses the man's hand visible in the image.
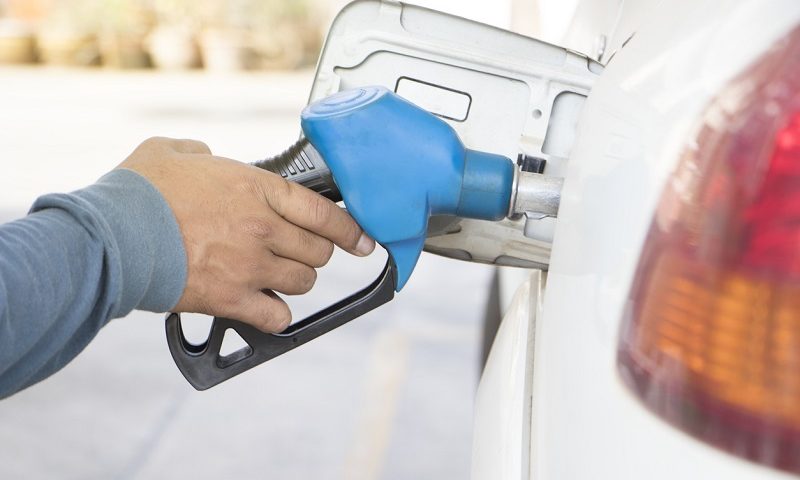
[119,137,375,333]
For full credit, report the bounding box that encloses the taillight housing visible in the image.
[618,26,800,472]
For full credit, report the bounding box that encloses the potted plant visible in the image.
[251,0,321,70]
[195,0,256,71]
[147,0,200,69]
[97,0,153,69]
[0,19,37,64]
[36,0,101,66]
[193,0,318,72]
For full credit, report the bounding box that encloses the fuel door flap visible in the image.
[309,0,602,267]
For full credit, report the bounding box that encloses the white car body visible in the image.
[474,0,800,478]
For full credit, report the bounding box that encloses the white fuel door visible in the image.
[309,0,601,268]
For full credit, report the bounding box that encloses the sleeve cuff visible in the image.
[32,169,188,315]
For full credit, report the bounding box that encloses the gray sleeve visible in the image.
[0,168,187,398]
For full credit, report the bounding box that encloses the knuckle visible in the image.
[307,196,332,227]
[134,137,163,156]
[141,136,164,147]
[292,266,316,294]
[141,136,173,151]
[297,229,314,250]
[272,176,292,199]
[241,216,274,241]
[182,139,211,154]
[260,176,292,209]
[298,231,332,268]
[241,175,265,199]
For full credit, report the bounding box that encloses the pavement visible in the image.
[0,67,493,479]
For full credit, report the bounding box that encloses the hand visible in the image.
[118,137,375,332]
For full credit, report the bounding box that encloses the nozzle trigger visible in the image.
[165,259,396,390]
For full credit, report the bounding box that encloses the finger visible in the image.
[235,290,292,333]
[268,222,335,268]
[259,175,375,256]
[239,211,334,268]
[252,255,317,296]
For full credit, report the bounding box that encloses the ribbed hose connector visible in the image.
[252,138,342,202]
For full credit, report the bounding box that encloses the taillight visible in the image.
[618,26,800,472]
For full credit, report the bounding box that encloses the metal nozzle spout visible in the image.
[510,171,563,217]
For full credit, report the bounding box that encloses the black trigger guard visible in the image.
[165,259,396,390]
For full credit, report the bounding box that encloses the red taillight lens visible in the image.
[618,27,800,472]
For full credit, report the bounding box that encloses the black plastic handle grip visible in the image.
[165,139,392,390]
[165,260,395,390]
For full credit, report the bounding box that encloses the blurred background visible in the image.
[0,0,533,71]
[0,0,578,72]
[0,0,576,478]
[0,0,329,71]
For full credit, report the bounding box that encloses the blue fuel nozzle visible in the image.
[301,86,514,290]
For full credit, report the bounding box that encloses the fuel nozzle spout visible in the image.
[510,171,563,218]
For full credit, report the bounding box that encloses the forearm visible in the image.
[0,169,186,397]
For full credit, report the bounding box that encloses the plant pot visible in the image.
[37,29,100,66]
[199,29,255,72]
[99,31,151,69]
[0,20,37,64]
[147,25,199,70]
[251,23,309,71]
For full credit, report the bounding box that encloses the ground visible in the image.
[0,67,493,480]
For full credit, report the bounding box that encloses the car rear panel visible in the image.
[529,0,800,478]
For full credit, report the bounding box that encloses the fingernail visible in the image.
[355,232,375,256]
